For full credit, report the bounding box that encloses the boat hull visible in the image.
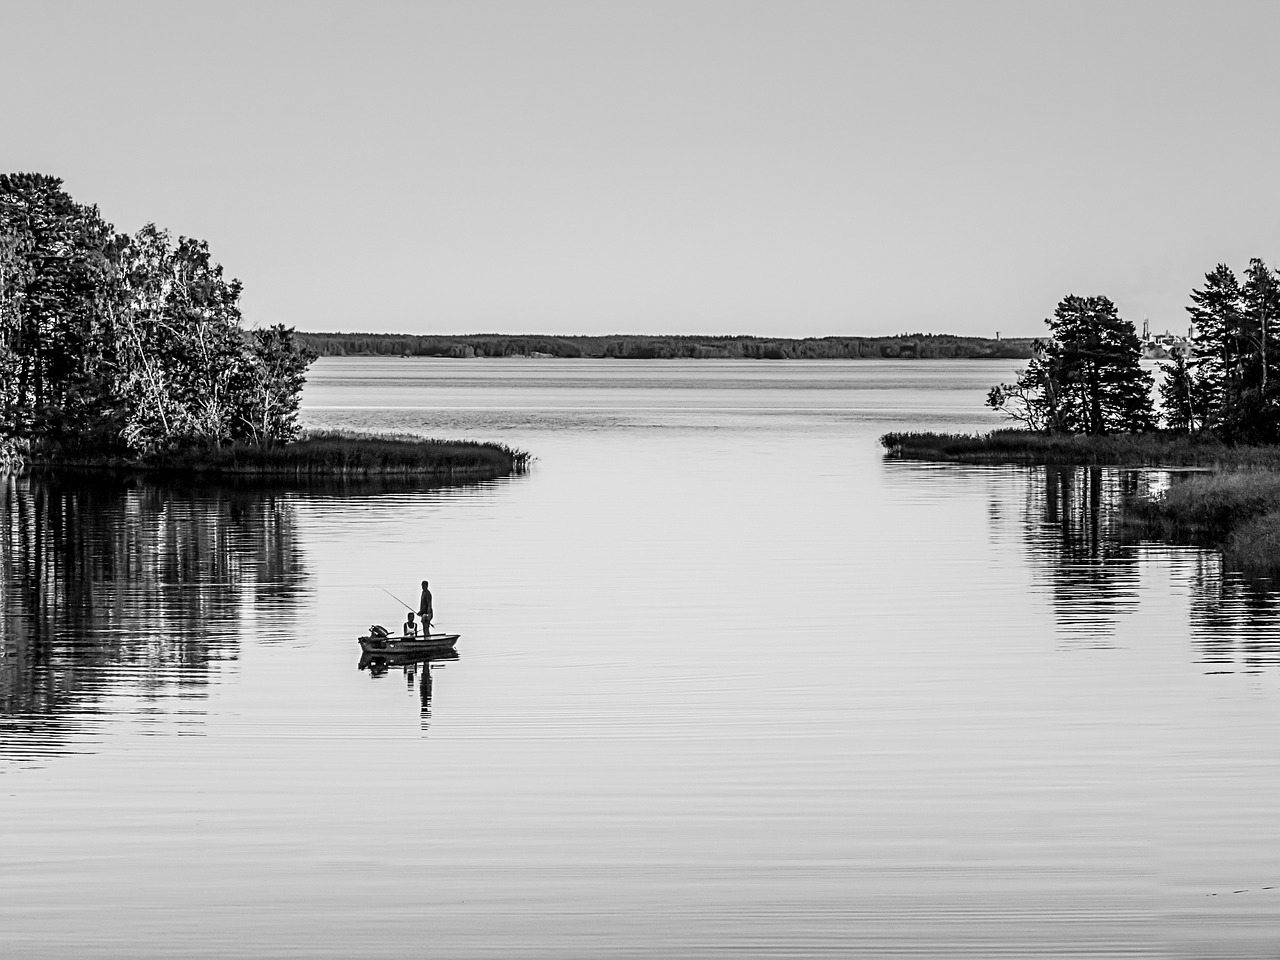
[358,634,459,654]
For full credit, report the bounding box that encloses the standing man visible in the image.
[418,580,434,636]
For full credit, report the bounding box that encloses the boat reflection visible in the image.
[358,648,459,721]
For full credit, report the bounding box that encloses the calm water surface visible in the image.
[4,358,1280,958]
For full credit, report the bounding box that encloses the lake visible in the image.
[4,357,1280,958]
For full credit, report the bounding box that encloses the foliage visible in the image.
[234,325,316,446]
[0,174,315,458]
[987,295,1154,434]
[1176,258,1280,441]
[0,173,124,447]
[1158,352,1210,432]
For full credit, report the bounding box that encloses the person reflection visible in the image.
[420,664,433,718]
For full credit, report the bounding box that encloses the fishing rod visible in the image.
[377,586,445,632]
[378,586,415,612]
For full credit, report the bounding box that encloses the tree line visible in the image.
[298,331,1035,361]
[0,174,315,462]
[988,258,1280,442]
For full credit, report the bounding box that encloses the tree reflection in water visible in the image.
[1024,465,1280,671]
[1187,561,1280,673]
[0,474,308,759]
[1023,466,1146,645]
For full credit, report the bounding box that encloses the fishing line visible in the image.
[377,586,416,612]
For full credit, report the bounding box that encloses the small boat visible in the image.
[358,633,460,654]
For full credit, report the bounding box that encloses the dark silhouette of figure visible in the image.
[418,580,433,635]
[420,666,434,718]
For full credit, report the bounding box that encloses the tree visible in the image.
[231,324,317,445]
[1185,263,1245,426]
[1184,259,1280,441]
[988,295,1154,434]
[1240,257,1280,395]
[1159,352,1209,431]
[1,174,317,459]
[113,225,250,453]
[0,173,125,447]
[986,340,1065,431]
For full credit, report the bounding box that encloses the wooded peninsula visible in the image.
[886,268,1280,574]
[0,174,526,480]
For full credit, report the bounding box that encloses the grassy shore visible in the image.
[882,429,1280,575]
[879,429,1280,468]
[23,431,531,483]
[1125,471,1280,573]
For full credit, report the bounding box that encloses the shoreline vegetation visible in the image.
[296,331,1035,361]
[885,264,1280,575]
[884,430,1280,576]
[0,174,528,484]
[880,429,1280,468]
[21,431,530,482]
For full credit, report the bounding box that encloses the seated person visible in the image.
[403,612,419,637]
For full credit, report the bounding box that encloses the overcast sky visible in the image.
[5,0,1280,337]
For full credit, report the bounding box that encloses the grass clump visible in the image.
[1128,470,1280,538]
[1130,473,1280,577]
[1224,510,1280,574]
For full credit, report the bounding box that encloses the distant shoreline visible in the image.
[297,331,1035,361]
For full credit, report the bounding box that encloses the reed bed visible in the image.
[1128,470,1280,535]
[1128,471,1280,577]
[879,429,1280,468]
[1223,510,1280,574]
[32,431,531,482]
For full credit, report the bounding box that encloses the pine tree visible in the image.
[988,295,1154,434]
[1240,258,1280,396]
[1159,352,1208,431]
[1186,259,1280,441]
[1186,263,1244,425]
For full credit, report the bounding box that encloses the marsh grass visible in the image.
[1129,471,1280,535]
[880,429,1280,468]
[33,430,531,482]
[1130,473,1280,577]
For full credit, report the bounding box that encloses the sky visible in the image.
[5,0,1280,338]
